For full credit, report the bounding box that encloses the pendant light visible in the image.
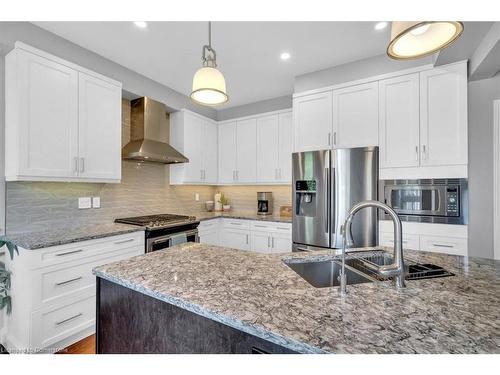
[387,21,464,60]
[190,21,228,106]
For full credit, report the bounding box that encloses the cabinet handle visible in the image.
[80,157,85,173]
[431,243,454,248]
[55,276,83,286]
[230,222,243,226]
[55,312,83,326]
[333,132,337,146]
[422,145,427,160]
[203,170,206,180]
[236,170,239,181]
[114,238,135,245]
[200,170,203,180]
[328,132,331,146]
[73,157,79,173]
[246,234,249,244]
[415,146,419,161]
[55,249,83,257]
[277,227,290,231]
[267,236,270,247]
[271,237,275,248]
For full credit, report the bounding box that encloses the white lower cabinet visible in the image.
[198,219,220,246]
[379,221,467,256]
[203,218,292,253]
[4,231,144,352]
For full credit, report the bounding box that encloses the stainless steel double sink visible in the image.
[284,249,453,288]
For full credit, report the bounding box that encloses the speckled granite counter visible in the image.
[193,210,291,223]
[1,223,145,250]
[93,243,500,354]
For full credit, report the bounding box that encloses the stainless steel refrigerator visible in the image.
[292,147,378,251]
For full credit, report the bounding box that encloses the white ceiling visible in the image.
[33,21,491,109]
[33,21,393,108]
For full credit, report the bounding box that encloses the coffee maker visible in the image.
[257,192,273,215]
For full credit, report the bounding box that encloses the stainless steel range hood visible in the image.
[122,97,189,164]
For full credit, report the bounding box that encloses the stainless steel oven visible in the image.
[382,179,468,224]
[146,228,199,253]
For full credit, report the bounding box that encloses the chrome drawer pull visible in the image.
[55,249,83,257]
[114,238,135,245]
[55,312,83,326]
[432,243,454,248]
[55,276,83,286]
[254,225,266,228]
[230,222,243,226]
[277,227,290,230]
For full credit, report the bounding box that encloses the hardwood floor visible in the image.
[57,335,95,354]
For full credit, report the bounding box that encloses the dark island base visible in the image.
[96,278,297,354]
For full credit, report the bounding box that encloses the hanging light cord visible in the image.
[202,21,217,67]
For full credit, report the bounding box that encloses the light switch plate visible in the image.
[92,197,101,208]
[195,193,200,201]
[78,197,92,209]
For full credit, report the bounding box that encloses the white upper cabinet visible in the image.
[379,73,420,168]
[235,118,257,183]
[332,82,379,148]
[5,42,122,183]
[278,111,293,182]
[419,63,467,167]
[293,91,333,152]
[257,115,280,183]
[6,48,79,180]
[78,72,122,181]
[170,110,218,184]
[203,120,219,183]
[218,121,237,184]
[255,111,293,183]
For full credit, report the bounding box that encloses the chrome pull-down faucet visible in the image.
[339,200,406,295]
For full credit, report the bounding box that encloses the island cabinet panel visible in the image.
[96,278,296,354]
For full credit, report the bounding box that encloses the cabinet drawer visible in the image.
[38,247,140,306]
[380,232,420,250]
[420,235,467,256]
[31,293,95,349]
[198,219,220,230]
[222,219,251,229]
[250,221,291,233]
[33,232,144,268]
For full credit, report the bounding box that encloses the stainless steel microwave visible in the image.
[382,179,468,224]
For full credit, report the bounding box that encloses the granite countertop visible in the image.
[93,244,500,354]
[193,210,292,223]
[1,223,145,250]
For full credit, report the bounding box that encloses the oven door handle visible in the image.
[151,237,172,246]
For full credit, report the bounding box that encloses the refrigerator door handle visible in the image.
[325,151,330,236]
[331,167,335,241]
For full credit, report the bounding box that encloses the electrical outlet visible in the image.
[78,197,92,209]
[195,193,200,201]
[92,197,101,208]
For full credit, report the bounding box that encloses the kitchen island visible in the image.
[93,243,500,354]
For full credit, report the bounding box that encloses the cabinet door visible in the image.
[236,118,257,183]
[251,231,271,253]
[202,120,218,183]
[199,230,219,246]
[181,113,204,182]
[16,50,79,178]
[332,82,379,148]
[218,122,237,183]
[379,73,420,168]
[78,73,122,180]
[256,115,279,183]
[271,234,292,253]
[293,91,333,152]
[419,63,467,167]
[220,229,251,251]
[278,111,293,182]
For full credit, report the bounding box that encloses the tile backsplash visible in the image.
[5,99,291,234]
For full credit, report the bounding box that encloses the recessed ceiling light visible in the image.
[375,22,388,31]
[280,52,291,61]
[134,21,148,29]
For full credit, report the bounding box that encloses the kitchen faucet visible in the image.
[339,200,406,295]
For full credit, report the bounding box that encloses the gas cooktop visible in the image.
[115,213,198,230]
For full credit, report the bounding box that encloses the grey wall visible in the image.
[294,53,433,93]
[0,22,216,120]
[467,75,500,258]
[217,95,292,121]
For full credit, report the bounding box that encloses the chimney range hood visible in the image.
[122,97,189,164]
